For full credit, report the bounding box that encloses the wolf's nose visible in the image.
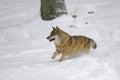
[47,37,49,39]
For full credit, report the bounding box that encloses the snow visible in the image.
[0,0,120,80]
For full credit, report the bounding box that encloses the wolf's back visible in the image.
[90,39,97,49]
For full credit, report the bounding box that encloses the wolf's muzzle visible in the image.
[47,36,55,42]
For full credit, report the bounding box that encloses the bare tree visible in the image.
[41,0,67,20]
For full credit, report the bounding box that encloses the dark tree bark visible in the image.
[41,0,67,20]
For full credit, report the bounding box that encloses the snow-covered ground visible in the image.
[0,0,120,80]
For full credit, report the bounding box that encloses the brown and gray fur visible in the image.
[47,27,97,62]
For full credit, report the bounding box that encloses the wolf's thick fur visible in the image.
[47,27,97,62]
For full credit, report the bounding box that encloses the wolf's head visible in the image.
[47,27,60,42]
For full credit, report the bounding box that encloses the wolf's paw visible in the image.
[59,59,64,62]
[51,56,55,59]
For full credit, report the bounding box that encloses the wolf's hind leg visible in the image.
[51,50,60,59]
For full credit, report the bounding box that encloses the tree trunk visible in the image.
[41,0,67,20]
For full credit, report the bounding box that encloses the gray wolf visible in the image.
[47,27,97,62]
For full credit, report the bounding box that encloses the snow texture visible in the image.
[0,0,120,80]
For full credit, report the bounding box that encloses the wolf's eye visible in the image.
[51,31,57,35]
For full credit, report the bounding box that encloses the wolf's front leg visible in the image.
[59,53,66,62]
[51,50,60,59]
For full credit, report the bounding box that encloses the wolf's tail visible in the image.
[90,39,97,49]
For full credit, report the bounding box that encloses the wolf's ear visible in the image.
[52,27,56,30]
[56,26,60,30]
